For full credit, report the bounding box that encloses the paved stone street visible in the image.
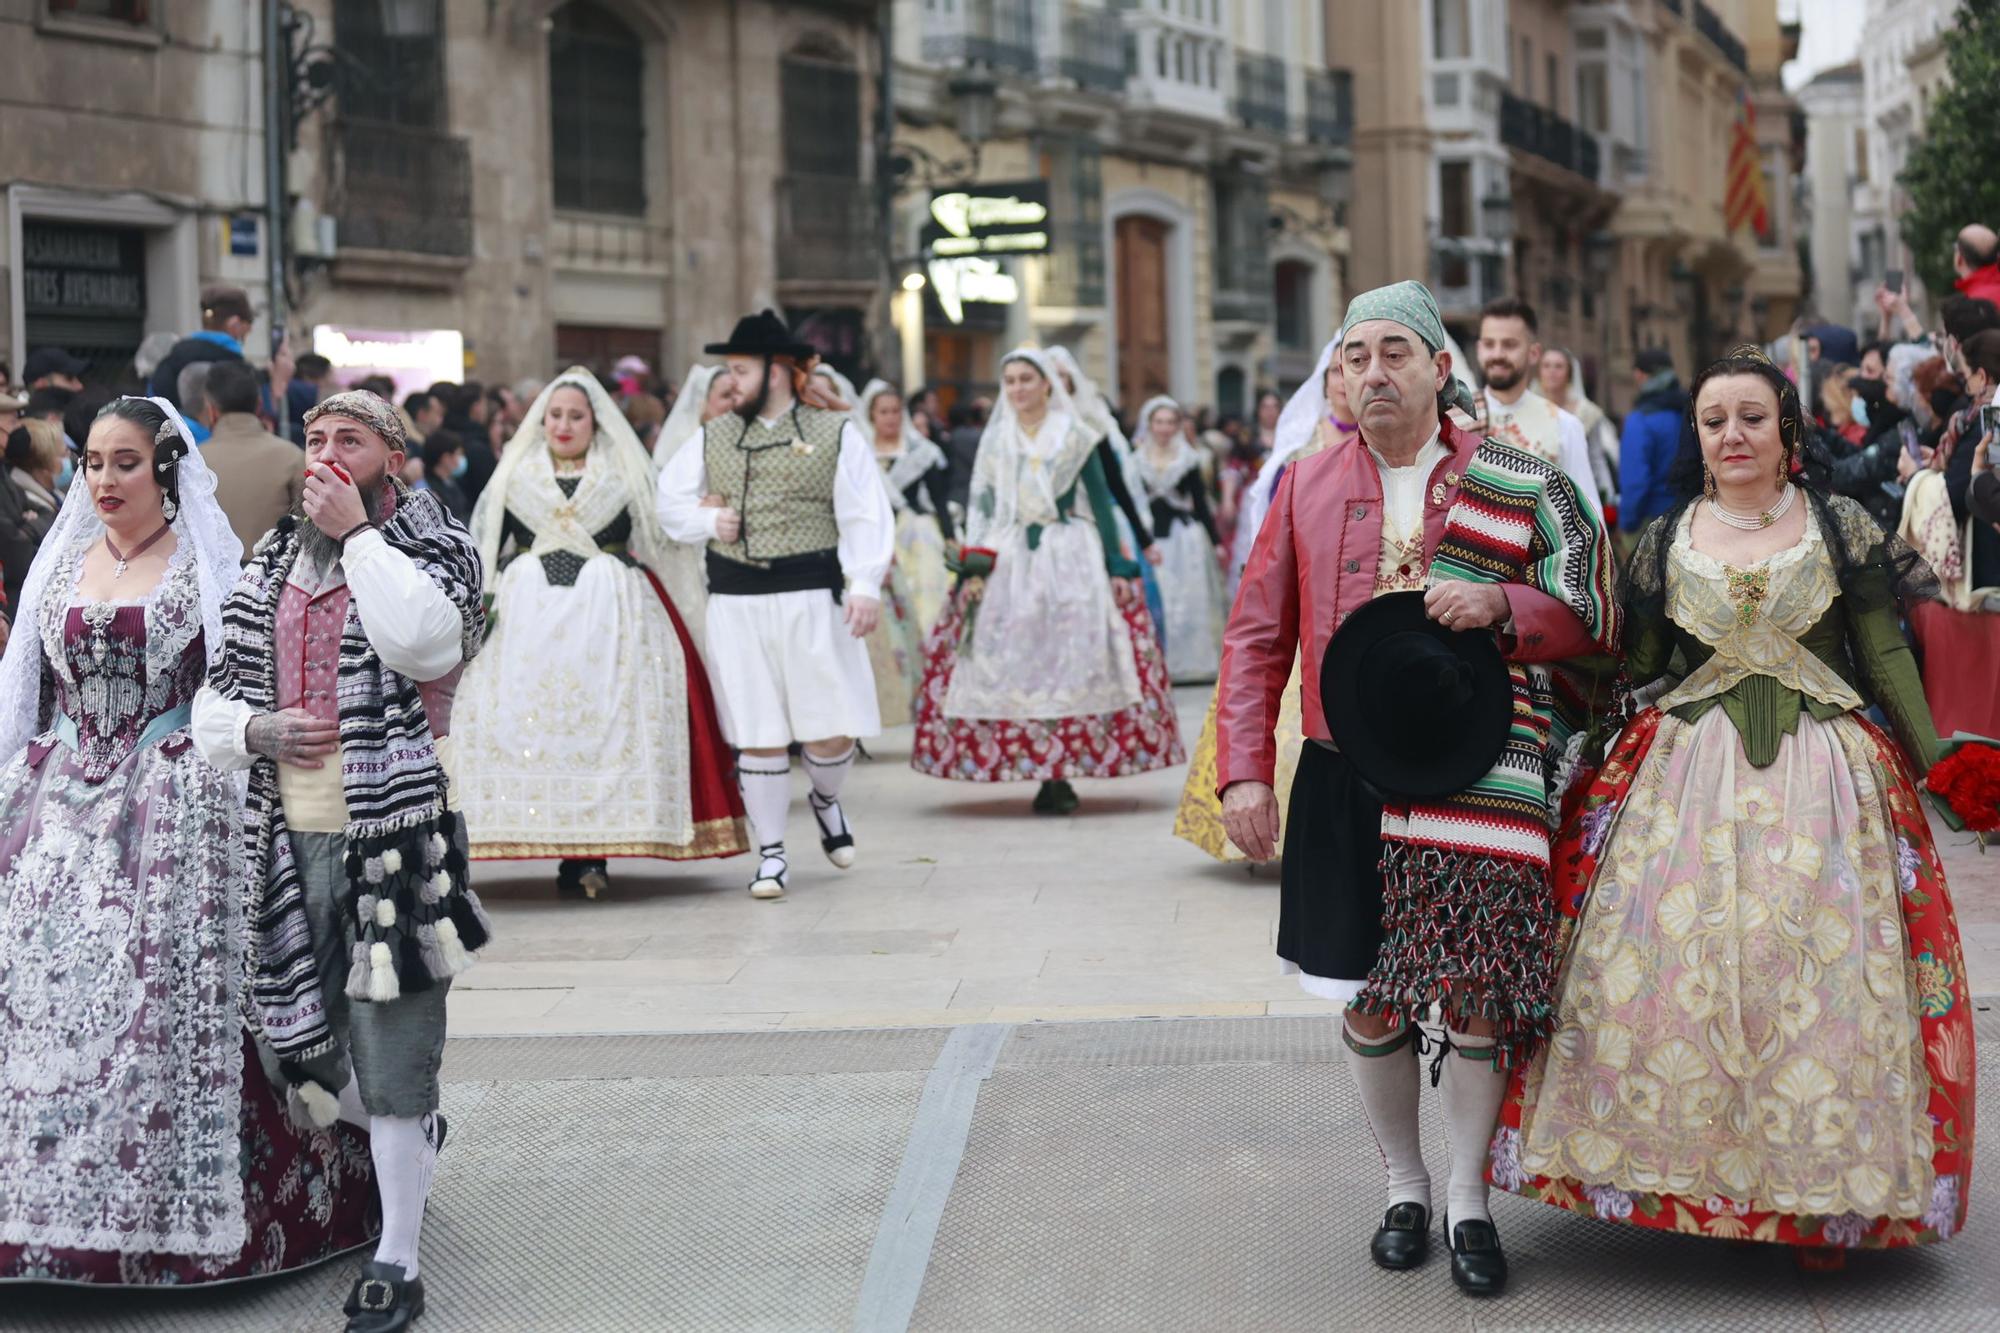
[12,687,1998,1331]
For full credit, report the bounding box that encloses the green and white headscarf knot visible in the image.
[1339,280,1481,420]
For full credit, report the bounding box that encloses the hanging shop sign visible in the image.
[923,181,1052,259]
[927,256,1020,326]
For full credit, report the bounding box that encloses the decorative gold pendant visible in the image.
[1430,482,1446,506]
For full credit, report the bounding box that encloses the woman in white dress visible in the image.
[1134,396,1225,682]
[854,378,954,633]
[455,368,746,899]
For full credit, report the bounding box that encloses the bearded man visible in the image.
[193,390,488,1333]
[1217,282,1617,1297]
[1472,296,1603,512]
[656,310,894,901]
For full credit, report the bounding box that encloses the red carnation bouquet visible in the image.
[1926,733,2000,839]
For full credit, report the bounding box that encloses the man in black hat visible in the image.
[1216,280,1617,1297]
[656,310,894,901]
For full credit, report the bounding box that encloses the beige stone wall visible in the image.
[0,0,275,364]
[1327,0,1432,293]
[1506,0,1575,115]
[290,0,883,388]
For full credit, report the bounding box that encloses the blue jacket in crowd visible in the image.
[1618,371,1691,532]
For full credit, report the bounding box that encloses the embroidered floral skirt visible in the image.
[1491,706,1975,1249]
[866,560,925,729]
[1174,657,1307,861]
[911,579,1185,783]
[1,1032,378,1284]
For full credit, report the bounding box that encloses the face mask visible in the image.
[451,454,469,479]
[56,456,74,490]
[1850,397,1870,429]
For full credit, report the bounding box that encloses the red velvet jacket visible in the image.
[1214,419,1600,792]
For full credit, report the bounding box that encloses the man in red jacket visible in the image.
[1216,280,1614,1297]
[1953,224,2000,306]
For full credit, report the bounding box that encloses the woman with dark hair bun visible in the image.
[1494,347,1979,1266]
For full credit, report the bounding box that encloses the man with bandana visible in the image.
[656,310,894,901]
[193,390,489,1333]
[1215,281,1618,1297]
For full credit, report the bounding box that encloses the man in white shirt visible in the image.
[657,310,894,900]
[193,390,488,1333]
[1473,298,1603,516]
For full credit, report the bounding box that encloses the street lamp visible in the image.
[1481,190,1516,243]
[947,72,999,148]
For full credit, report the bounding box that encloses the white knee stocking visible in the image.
[1438,1031,1505,1225]
[370,1113,440,1278]
[737,758,793,867]
[1341,1015,1431,1212]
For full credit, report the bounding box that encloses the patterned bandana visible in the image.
[1339,281,1480,417]
[304,390,408,451]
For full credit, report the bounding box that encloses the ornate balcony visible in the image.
[1499,90,1602,185]
[1694,2,1748,73]
[1305,69,1353,147]
[1059,4,1125,93]
[921,0,1038,76]
[333,120,472,259]
[1234,53,1288,136]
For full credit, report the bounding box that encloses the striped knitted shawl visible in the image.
[1381,439,1619,872]
[213,484,489,1071]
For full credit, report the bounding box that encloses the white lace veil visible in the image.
[854,378,946,503]
[656,364,721,472]
[0,396,243,762]
[1233,335,1342,577]
[472,367,677,594]
[1045,345,1151,539]
[964,347,1097,550]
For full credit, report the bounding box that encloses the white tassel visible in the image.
[294,1080,340,1128]
[430,833,448,861]
[382,848,403,875]
[435,916,471,974]
[366,940,400,1001]
[375,897,397,928]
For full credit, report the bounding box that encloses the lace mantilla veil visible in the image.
[472,366,682,595]
[0,396,243,762]
[964,346,1100,551]
[1045,345,1151,540]
[655,364,721,472]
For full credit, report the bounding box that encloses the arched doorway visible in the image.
[1115,215,1170,411]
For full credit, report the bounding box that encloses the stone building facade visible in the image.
[888,0,1353,416]
[0,1,275,385]
[284,0,886,391]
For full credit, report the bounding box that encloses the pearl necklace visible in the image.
[1709,484,1795,531]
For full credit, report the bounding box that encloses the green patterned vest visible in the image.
[702,405,846,565]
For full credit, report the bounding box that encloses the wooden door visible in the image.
[1115,215,1171,412]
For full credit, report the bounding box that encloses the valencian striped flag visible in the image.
[1724,89,1769,237]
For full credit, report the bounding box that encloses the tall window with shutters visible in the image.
[333,0,446,130]
[550,2,646,216]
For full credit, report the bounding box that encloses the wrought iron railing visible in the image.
[334,119,472,258]
[1498,90,1602,184]
[1060,4,1126,93]
[1305,69,1354,147]
[1234,52,1289,135]
[1694,1,1748,72]
[775,174,878,284]
[922,0,1037,75]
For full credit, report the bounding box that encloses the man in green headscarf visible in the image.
[1216,279,1618,1297]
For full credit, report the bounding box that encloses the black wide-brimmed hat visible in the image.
[705,309,814,359]
[1320,590,1513,801]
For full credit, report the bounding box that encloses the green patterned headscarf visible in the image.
[1339,280,1480,418]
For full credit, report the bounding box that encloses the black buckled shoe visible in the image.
[343,1260,425,1332]
[1370,1201,1430,1270]
[1444,1214,1508,1296]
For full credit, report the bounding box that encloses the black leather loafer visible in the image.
[1370,1201,1431,1270]
[1445,1215,1508,1296]
[343,1260,425,1332]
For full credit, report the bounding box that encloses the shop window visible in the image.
[550,2,647,215]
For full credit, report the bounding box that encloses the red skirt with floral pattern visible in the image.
[911,579,1186,783]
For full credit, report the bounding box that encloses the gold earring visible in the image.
[1703,465,1718,503]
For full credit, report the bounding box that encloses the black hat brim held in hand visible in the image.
[705,309,816,360]
[1320,590,1513,801]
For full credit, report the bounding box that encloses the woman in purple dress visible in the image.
[0,397,378,1285]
